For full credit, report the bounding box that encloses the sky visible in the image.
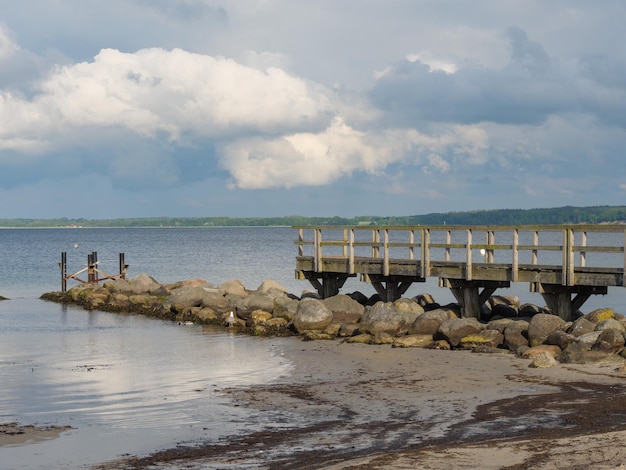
[0,0,625,219]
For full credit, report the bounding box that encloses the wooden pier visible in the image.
[295,225,626,321]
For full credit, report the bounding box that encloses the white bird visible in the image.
[74,243,79,249]
[227,311,235,327]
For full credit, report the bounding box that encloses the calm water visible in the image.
[0,227,624,468]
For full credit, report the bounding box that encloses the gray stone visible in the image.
[458,329,504,349]
[545,330,576,350]
[585,307,615,324]
[218,279,247,296]
[409,309,449,336]
[437,318,485,347]
[323,294,365,323]
[594,329,625,353]
[527,314,565,347]
[504,324,529,352]
[230,293,275,319]
[567,317,596,337]
[392,334,434,348]
[360,302,408,336]
[293,298,333,332]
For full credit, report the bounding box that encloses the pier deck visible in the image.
[294,225,625,321]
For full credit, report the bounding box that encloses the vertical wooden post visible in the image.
[92,251,98,282]
[445,230,451,262]
[87,253,94,283]
[580,231,587,267]
[383,229,390,276]
[532,231,539,265]
[298,228,304,256]
[119,253,126,280]
[61,252,67,292]
[372,229,380,258]
[512,229,519,282]
[409,229,414,260]
[349,229,355,274]
[487,230,495,263]
[314,229,321,272]
[466,229,473,281]
[342,228,348,257]
[422,228,431,277]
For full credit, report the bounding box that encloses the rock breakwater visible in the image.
[40,273,626,368]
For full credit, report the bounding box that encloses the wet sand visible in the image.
[93,338,626,469]
[0,423,71,447]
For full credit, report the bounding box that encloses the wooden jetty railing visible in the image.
[294,225,626,321]
[59,252,128,292]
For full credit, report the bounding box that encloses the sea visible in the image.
[0,227,624,469]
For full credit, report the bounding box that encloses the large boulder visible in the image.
[106,273,162,295]
[585,307,615,324]
[256,279,287,294]
[567,317,596,337]
[360,302,409,336]
[409,309,449,336]
[437,318,485,347]
[273,297,300,321]
[322,294,365,323]
[527,314,565,347]
[593,329,625,354]
[392,335,434,348]
[504,323,529,352]
[545,330,576,350]
[293,298,333,332]
[218,279,247,297]
[394,298,425,326]
[458,329,504,349]
[230,293,275,319]
[168,285,228,313]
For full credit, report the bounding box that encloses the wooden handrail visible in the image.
[295,225,626,286]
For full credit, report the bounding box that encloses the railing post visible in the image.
[349,228,355,274]
[466,229,473,281]
[298,228,304,256]
[580,230,587,267]
[383,229,390,276]
[532,231,539,265]
[314,228,321,272]
[487,230,495,263]
[342,228,348,257]
[422,228,431,277]
[445,230,451,262]
[562,228,574,286]
[372,229,380,258]
[512,229,519,282]
[409,229,414,260]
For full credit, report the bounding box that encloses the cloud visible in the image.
[370,26,626,129]
[0,45,339,189]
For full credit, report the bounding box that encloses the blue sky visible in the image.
[1,1,625,219]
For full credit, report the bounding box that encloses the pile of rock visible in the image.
[40,273,626,368]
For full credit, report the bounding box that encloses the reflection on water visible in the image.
[0,299,292,469]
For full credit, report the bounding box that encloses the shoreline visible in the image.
[95,337,626,469]
[0,423,72,447]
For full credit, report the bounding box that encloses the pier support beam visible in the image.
[298,271,356,299]
[443,279,511,319]
[531,283,608,321]
[367,275,423,302]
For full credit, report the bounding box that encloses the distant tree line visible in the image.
[1,205,625,228]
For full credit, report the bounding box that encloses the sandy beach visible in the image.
[82,337,626,469]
